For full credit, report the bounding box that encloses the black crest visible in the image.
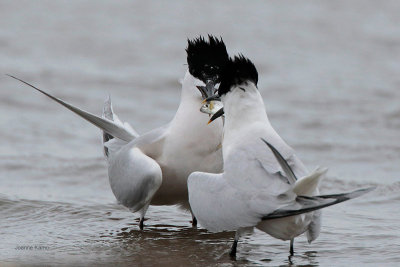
[218,55,258,96]
[186,35,229,83]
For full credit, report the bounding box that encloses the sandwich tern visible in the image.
[8,35,228,229]
[188,55,374,257]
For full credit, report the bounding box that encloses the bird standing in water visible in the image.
[8,35,229,229]
[188,55,374,257]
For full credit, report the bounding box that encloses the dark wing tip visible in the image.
[262,186,376,220]
[260,138,297,183]
[260,138,274,151]
[6,74,18,80]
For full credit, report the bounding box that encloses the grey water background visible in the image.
[0,0,399,266]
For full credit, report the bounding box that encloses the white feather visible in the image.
[189,83,320,241]
[9,72,223,219]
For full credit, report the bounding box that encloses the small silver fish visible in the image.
[200,100,223,115]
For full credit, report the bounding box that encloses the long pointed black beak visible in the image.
[207,107,224,124]
[202,94,221,104]
[196,80,217,99]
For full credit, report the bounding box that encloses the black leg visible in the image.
[139,217,144,230]
[229,239,238,258]
[288,254,294,265]
[290,238,294,255]
[192,216,198,227]
[138,204,149,231]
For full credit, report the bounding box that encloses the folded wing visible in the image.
[262,187,375,220]
[188,171,275,232]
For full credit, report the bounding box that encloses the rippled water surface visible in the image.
[1,1,400,266]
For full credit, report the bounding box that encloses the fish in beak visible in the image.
[196,80,218,100]
[199,93,224,121]
[200,99,223,116]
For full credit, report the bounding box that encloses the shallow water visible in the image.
[1,1,400,266]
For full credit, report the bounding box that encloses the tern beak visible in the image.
[207,107,224,124]
[197,80,217,100]
[202,94,221,104]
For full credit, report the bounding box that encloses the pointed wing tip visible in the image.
[353,186,376,197]
[327,186,377,204]
[262,186,377,220]
[5,74,39,90]
[260,137,274,150]
[259,137,298,183]
[260,137,269,145]
[5,74,24,83]
[5,74,17,80]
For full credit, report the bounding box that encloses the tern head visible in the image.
[186,35,229,99]
[218,55,258,96]
[207,55,259,124]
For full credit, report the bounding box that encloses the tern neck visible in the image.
[222,85,270,136]
[179,71,203,103]
[161,70,223,171]
[169,70,221,139]
[221,84,274,169]
[171,71,203,123]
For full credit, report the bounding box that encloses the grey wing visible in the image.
[127,122,170,158]
[8,75,137,142]
[108,146,162,212]
[188,171,266,232]
[9,75,167,213]
[131,123,170,148]
[260,137,321,241]
[261,138,297,183]
[103,113,171,212]
[262,187,375,220]
[255,137,308,188]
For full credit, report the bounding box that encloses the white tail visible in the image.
[293,167,327,196]
[101,95,138,158]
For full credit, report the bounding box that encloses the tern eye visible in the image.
[239,87,246,92]
[203,64,218,72]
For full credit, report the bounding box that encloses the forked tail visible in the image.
[101,95,138,158]
[260,138,375,220]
